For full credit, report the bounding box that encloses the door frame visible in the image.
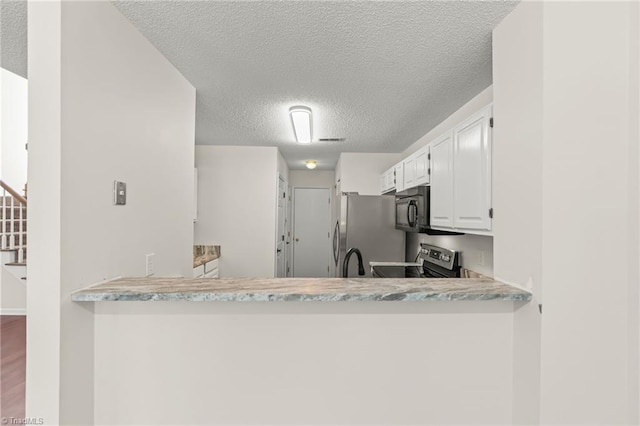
[274,173,288,278]
[291,186,332,277]
[286,183,293,277]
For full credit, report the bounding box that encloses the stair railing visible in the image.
[0,180,27,263]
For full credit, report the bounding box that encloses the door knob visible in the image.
[295,238,300,242]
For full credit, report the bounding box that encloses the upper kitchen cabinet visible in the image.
[402,145,430,190]
[380,166,396,194]
[394,162,405,192]
[452,105,493,231]
[414,146,430,186]
[429,132,454,228]
[428,105,492,235]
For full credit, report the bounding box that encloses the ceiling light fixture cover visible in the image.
[305,160,318,169]
[289,106,312,144]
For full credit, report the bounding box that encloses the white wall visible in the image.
[94,301,515,425]
[492,3,544,424]
[27,2,196,423]
[195,146,279,278]
[289,170,335,189]
[277,149,289,182]
[493,1,639,424]
[539,3,637,423]
[0,68,28,192]
[1,267,26,315]
[336,152,400,196]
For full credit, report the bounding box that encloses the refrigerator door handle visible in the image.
[333,221,340,265]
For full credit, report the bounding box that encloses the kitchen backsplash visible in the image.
[406,233,494,277]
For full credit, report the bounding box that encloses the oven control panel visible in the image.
[419,243,458,271]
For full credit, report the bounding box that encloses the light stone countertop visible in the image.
[71,277,531,302]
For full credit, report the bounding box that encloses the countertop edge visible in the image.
[71,277,532,303]
[72,292,531,302]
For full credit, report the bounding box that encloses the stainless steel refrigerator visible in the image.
[332,193,405,277]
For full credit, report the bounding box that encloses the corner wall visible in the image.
[539,3,638,423]
[493,1,639,423]
[195,145,279,278]
[27,2,196,423]
[492,3,544,424]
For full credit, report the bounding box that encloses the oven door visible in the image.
[395,198,419,232]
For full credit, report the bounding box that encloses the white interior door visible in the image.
[276,176,286,277]
[293,188,330,277]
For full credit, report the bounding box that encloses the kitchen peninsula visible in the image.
[74,276,530,425]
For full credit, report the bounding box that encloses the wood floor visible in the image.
[1,315,26,419]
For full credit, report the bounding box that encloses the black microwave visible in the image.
[395,186,462,235]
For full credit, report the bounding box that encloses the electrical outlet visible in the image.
[146,253,155,277]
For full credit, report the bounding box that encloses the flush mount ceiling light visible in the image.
[289,106,312,144]
[305,160,318,169]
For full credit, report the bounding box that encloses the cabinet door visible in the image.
[453,106,492,230]
[403,156,416,189]
[394,163,405,192]
[386,168,395,191]
[430,132,454,228]
[380,168,395,194]
[414,146,430,186]
[380,174,387,194]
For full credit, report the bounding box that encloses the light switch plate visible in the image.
[114,181,126,205]
[146,253,155,277]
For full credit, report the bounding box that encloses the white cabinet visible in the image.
[394,163,405,192]
[403,156,416,188]
[452,106,492,231]
[414,146,430,186]
[402,146,430,190]
[428,105,492,234]
[429,132,454,228]
[380,167,396,194]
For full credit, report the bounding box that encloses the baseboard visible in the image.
[0,308,26,315]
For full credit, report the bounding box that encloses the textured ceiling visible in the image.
[0,1,519,170]
[0,0,27,78]
[113,1,518,170]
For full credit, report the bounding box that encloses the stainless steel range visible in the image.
[371,243,461,279]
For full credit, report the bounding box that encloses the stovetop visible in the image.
[371,265,425,279]
[371,244,461,279]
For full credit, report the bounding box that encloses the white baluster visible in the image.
[0,189,5,249]
[9,196,15,250]
[18,202,24,263]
